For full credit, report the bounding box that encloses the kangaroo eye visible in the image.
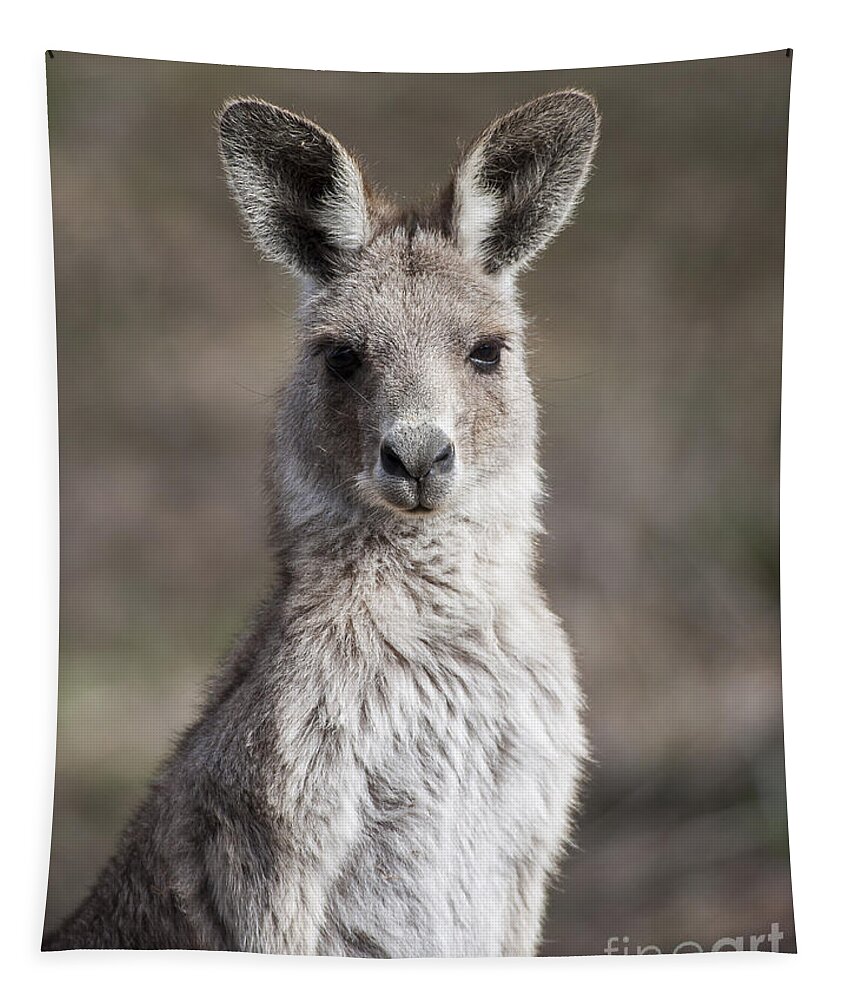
[325,345,361,378]
[469,340,503,369]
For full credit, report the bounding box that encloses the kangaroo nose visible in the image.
[380,428,455,482]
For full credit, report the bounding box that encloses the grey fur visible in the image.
[44,90,600,956]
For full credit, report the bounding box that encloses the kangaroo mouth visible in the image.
[371,488,443,517]
[383,492,438,515]
[373,468,455,516]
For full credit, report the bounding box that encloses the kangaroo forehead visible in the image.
[309,232,515,333]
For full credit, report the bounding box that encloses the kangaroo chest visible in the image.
[251,559,585,956]
[310,642,580,958]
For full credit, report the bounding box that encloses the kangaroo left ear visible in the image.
[452,90,600,275]
[218,99,371,284]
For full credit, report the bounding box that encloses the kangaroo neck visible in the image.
[276,490,539,610]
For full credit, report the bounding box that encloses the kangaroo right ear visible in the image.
[218,99,371,283]
[452,90,600,276]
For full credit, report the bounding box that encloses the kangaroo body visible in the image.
[45,91,599,956]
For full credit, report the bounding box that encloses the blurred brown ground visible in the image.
[44,50,794,954]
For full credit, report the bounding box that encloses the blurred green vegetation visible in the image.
[45,50,793,954]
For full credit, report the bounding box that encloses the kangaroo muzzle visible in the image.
[376,424,458,512]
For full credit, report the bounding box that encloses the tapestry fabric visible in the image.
[43,49,794,956]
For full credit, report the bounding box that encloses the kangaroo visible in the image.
[44,90,600,956]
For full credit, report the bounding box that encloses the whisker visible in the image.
[327,407,382,437]
[233,380,278,401]
[329,371,371,407]
[326,472,368,496]
[532,369,601,387]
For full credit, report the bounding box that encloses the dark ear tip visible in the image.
[522,89,599,124]
[549,89,600,122]
[217,97,287,139]
[495,89,600,145]
[218,98,256,139]
[219,97,254,119]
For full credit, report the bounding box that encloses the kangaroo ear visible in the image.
[452,91,600,275]
[218,99,371,282]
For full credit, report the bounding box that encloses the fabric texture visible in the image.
[43,50,794,956]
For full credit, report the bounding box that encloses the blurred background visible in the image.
[44,50,793,954]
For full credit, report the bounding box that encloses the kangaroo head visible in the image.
[218,92,599,526]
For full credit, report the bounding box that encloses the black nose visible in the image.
[380,431,455,482]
